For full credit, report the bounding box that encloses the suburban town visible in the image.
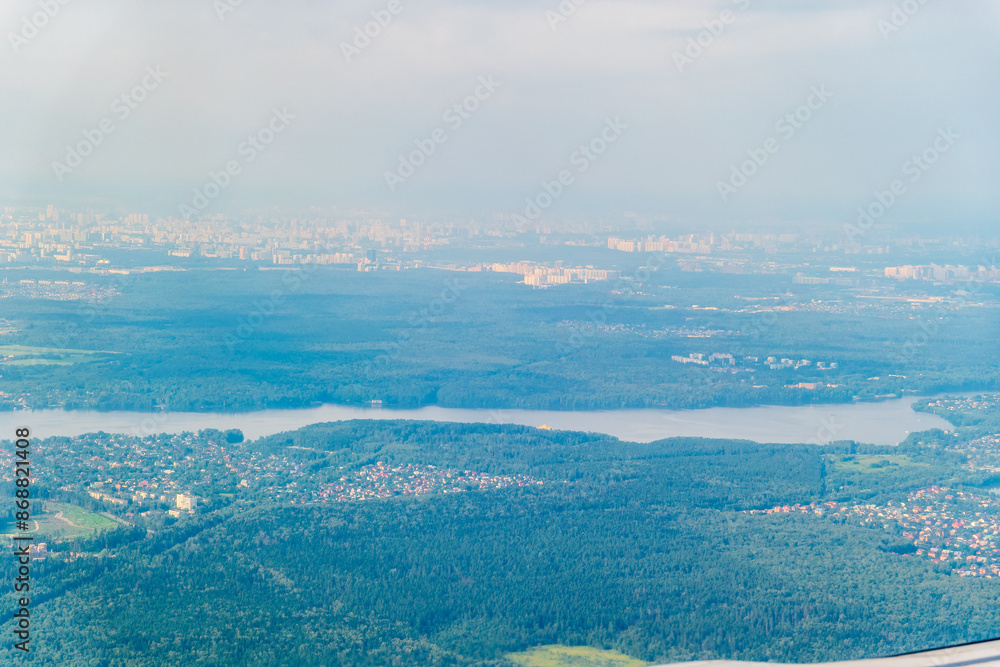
[317,461,541,503]
[751,401,1000,579]
[750,487,1000,579]
[0,428,541,526]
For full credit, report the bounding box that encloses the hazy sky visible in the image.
[1,0,997,228]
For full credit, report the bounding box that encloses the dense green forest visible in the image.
[1,266,999,412]
[4,420,1000,665]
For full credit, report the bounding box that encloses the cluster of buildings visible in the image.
[767,357,838,370]
[5,207,999,295]
[315,462,541,503]
[563,322,740,340]
[670,352,838,371]
[0,278,118,302]
[606,232,808,255]
[792,275,857,286]
[671,352,736,367]
[0,430,301,512]
[0,390,27,409]
[85,486,193,518]
[925,395,1000,416]
[28,542,48,561]
[468,262,619,286]
[0,206,857,273]
[884,264,1000,283]
[0,430,543,524]
[948,434,1000,474]
[0,208,483,269]
[752,396,1000,580]
[168,493,196,518]
[750,487,1000,578]
[643,325,735,338]
[607,235,713,254]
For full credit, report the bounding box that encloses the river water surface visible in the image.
[0,395,956,445]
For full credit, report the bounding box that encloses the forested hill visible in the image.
[3,420,1000,666]
[253,420,825,510]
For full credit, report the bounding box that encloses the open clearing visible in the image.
[0,502,118,541]
[0,344,105,366]
[506,645,648,667]
[831,454,929,474]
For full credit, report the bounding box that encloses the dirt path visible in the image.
[53,510,82,528]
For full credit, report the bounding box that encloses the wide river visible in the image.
[0,395,957,445]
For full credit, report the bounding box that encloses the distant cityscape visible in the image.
[884,264,1000,282]
[2,206,999,291]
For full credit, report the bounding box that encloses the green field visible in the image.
[0,344,105,366]
[0,502,119,541]
[506,645,648,667]
[831,454,929,474]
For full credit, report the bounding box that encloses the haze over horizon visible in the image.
[1,0,997,229]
